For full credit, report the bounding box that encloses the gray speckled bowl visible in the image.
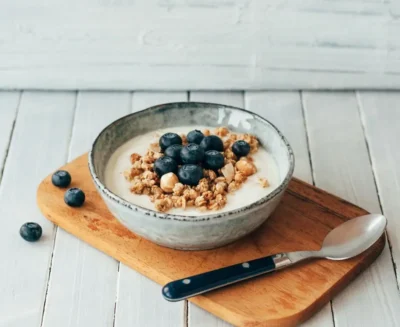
[88,102,294,250]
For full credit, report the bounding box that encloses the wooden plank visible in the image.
[190,92,244,107]
[0,92,75,327]
[131,91,188,111]
[188,91,243,327]
[302,91,400,327]
[190,91,244,326]
[245,91,312,183]
[0,92,20,178]
[189,91,332,326]
[246,91,333,327]
[1,1,400,89]
[41,92,131,327]
[357,92,400,287]
[114,91,187,327]
[189,92,333,326]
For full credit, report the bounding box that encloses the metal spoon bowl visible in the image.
[320,213,386,260]
[162,214,387,302]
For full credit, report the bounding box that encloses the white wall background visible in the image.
[1,0,400,90]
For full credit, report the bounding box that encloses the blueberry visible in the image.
[64,188,86,207]
[159,133,182,151]
[199,135,224,152]
[232,140,251,157]
[154,156,178,177]
[164,144,183,164]
[204,150,225,170]
[180,143,205,164]
[52,170,71,188]
[178,164,204,186]
[20,222,42,242]
[187,130,204,145]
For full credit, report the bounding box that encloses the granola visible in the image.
[259,177,270,188]
[124,127,269,213]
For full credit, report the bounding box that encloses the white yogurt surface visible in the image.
[105,126,281,216]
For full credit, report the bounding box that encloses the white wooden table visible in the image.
[1,90,400,327]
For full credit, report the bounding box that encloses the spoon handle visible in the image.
[162,253,293,301]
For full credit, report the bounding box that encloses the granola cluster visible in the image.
[124,127,269,213]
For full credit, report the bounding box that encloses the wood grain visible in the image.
[0,92,20,179]
[303,92,400,326]
[114,91,187,327]
[0,92,75,327]
[190,92,244,108]
[246,91,334,327]
[245,91,312,184]
[188,91,333,327]
[37,154,386,327]
[1,1,400,90]
[189,91,244,327]
[41,92,131,327]
[358,92,400,287]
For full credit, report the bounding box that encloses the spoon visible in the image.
[162,213,386,302]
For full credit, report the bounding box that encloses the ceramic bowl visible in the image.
[88,102,294,250]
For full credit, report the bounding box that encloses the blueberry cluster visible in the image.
[51,170,86,208]
[155,130,251,186]
[53,170,86,207]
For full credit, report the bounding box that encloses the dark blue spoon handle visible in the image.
[162,253,291,301]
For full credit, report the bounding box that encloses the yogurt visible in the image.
[105,126,280,216]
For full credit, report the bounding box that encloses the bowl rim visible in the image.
[88,101,295,222]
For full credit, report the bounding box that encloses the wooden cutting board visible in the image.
[37,154,385,327]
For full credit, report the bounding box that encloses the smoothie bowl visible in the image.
[88,102,294,250]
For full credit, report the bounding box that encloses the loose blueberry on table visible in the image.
[187,130,204,145]
[232,140,251,157]
[180,143,205,164]
[199,135,224,152]
[154,156,178,177]
[64,188,86,207]
[20,222,42,242]
[159,133,182,151]
[178,164,204,186]
[52,170,71,188]
[164,144,183,164]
